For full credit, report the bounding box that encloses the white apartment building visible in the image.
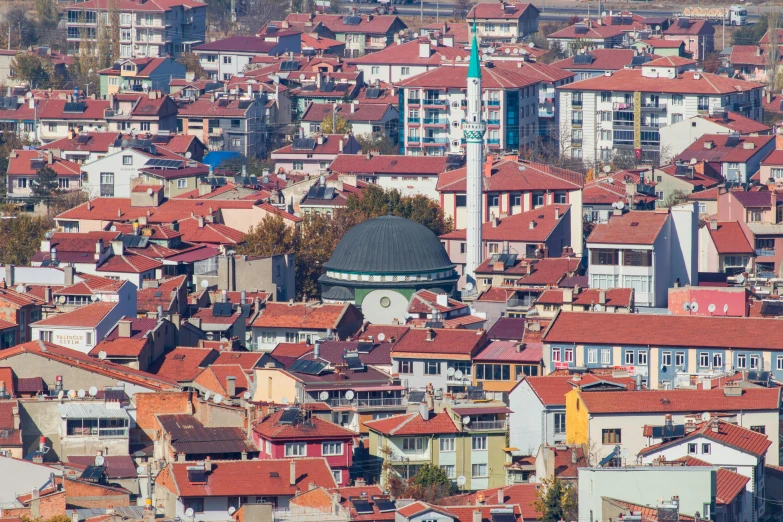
[557,57,765,165]
[31,301,132,354]
[396,63,539,156]
[66,0,207,58]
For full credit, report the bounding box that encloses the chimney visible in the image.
[555,207,560,219]
[703,378,712,390]
[197,216,205,228]
[436,293,448,308]
[355,477,367,487]
[598,290,606,305]
[64,265,75,286]
[317,135,325,145]
[241,450,248,460]
[226,375,236,397]
[571,447,578,464]
[419,401,430,421]
[351,102,356,113]
[204,457,212,472]
[709,219,718,230]
[309,482,317,491]
[562,289,573,303]
[339,139,344,153]
[425,328,434,341]
[314,341,320,360]
[497,488,504,504]
[72,510,79,522]
[290,459,296,486]
[528,220,536,229]
[419,41,431,58]
[473,510,482,522]
[118,319,132,338]
[44,286,52,303]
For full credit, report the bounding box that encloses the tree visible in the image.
[35,0,60,32]
[409,464,454,500]
[30,165,60,215]
[453,0,473,21]
[0,213,52,266]
[733,14,769,46]
[177,52,206,79]
[10,52,54,89]
[702,51,722,74]
[295,212,346,298]
[320,113,352,134]
[238,214,295,257]
[767,10,781,91]
[344,185,452,235]
[355,134,398,155]
[3,6,38,49]
[662,190,690,208]
[534,477,578,522]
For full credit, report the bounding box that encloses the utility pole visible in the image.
[420,0,423,22]
[7,26,10,50]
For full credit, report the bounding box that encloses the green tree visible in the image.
[662,189,690,208]
[344,185,452,236]
[35,0,60,32]
[733,14,769,46]
[4,6,37,48]
[320,113,352,134]
[177,52,206,79]
[355,134,398,155]
[238,214,295,257]
[534,477,578,522]
[295,212,346,298]
[0,213,52,266]
[10,52,54,89]
[30,165,60,215]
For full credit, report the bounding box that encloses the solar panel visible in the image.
[408,391,425,403]
[218,99,229,107]
[346,357,364,370]
[491,513,516,522]
[63,102,86,113]
[366,88,380,99]
[289,359,327,375]
[320,81,336,93]
[574,24,588,34]
[122,235,149,248]
[212,302,233,317]
[352,500,373,515]
[145,158,184,169]
[375,500,396,513]
[77,134,91,144]
[280,60,300,71]
[761,301,783,316]
[677,18,690,27]
[344,15,362,25]
[151,135,170,143]
[630,55,649,66]
[573,53,594,65]
[80,465,106,483]
[335,84,349,93]
[292,138,316,150]
[238,100,251,109]
[279,408,300,424]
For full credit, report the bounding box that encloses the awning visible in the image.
[451,406,513,416]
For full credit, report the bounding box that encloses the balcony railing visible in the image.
[641,102,667,110]
[487,119,501,125]
[407,136,420,142]
[571,120,583,127]
[423,99,447,106]
[572,101,583,108]
[408,98,421,105]
[486,100,501,106]
[487,139,500,145]
[756,248,775,256]
[422,137,448,144]
[408,118,420,124]
[326,397,404,408]
[572,138,583,145]
[423,118,448,125]
[465,420,507,431]
[756,270,775,279]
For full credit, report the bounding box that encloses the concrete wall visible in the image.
[216,254,295,302]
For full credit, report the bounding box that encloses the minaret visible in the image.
[463,21,485,291]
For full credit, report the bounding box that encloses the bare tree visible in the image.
[767,9,780,90]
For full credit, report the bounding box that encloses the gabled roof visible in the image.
[553,49,642,71]
[64,0,206,12]
[536,288,634,308]
[673,457,750,505]
[284,13,406,35]
[178,96,257,118]
[7,150,80,176]
[587,210,669,245]
[156,413,257,456]
[301,102,395,123]
[436,158,582,193]
[548,23,624,39]
[97,252,162,274]
[147,346,219,382]
[663,18,714,35]
[468,2,536,19]
[33,301,117,328]
[516,374,633,406]
[473,340,542,363]
[559,69,762,95]
[408,289,467,314]
[252,302,361,330]
[391,328,487,357]
[37,98,110,121]
[438,484,540,520]
[706,221,754,255]
[364,411,459,435]
[440,205,569,243]
[396,64,539,90]
[330,154,449,175]
[576,387,780,414]
[674,134,774,164]
[348,38,469,65]
[254,409,356,439]
[639,419,771,458]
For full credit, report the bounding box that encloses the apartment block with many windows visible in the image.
[557,57,764,165]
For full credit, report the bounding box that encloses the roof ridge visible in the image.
[388,412,419,435]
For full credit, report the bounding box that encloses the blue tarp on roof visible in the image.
[202,151,242,167]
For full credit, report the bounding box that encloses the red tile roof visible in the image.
[285,13,405,35]
[560,69,761,95]
[136,275,186,313]
[254,409,356,439]
[548,23,624,39]
[391,328,487,357]
[33,301,117,328]
[550,445,587,478]
[517,374,634,406]
[440,205,569,243]
[327,486,394,522]
[437,158,582,193]
[301,33,344,51]
[675,134,774,164]
[252,302,360,330]
[663,18,714,35]
[761,149,783,166]
[468,2,535,19]
[640,419,771,457]
[37,98,110,121]
[476,257,581,287]
[473,340,542,363]
[587,210,669,245]
[476,287,515,303]
[439,485,540,520]
[174,216,245,245]
[364,411,459,435]
[673,457,749,505]
[301,102,394,123]
[576,387,780,414]
[147,346,219,382]
[408,290,467,314]
[161,458,337,497]
[7,150,81,177]
[536,288,633,307]
[90,337,148,358]
[641,39,685,48]
[67,455,138,479]
[330,154,449,175]
[707,221,754,255]
[271,134,357,157]
[178,96,257,118]
[348,38,469,66]
[396,64,539,90]
[553,49,642,71]
[544,311,783,351]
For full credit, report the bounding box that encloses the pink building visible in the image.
[662,19,714,61]
[253,407,355,486]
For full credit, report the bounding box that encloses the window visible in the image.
[713,353,723,368]
[602,429,621,444]
[122,155,132,165]
[591,249,619,265]
[402,437,424,451]
[264,440,272,455]
[472,436,487,450]
[222,56,232,64]
[120,12,131,24]
[322,442,343,455]
[588,348,597,364]
[591,274,618,290]
[601,91,611,103]
[424,361,440,375]
[623,250,652,267]
[552,348,561,362]
[737,354,747,369]
[625,351,634,365]
[672,114,683,124]
[688,443,697,454]
[564,348,573,363]
[293,161,304,171]
[371,66,379,74]
[697,96,709,111]
[554,191,567,204]
[332,470,342,483]
[184,498,204,513]
[532,191,545,207]
[120,44,132,57]
[401,67,410,75]
[554,413,566,434]
[698,202,706,214]
[399,360,413,374]
[48,123,57,132]
[58,178,70,189]
[638,351,647,365]
[440,465,456,479]
[671,95,683,106]
[284,332,297,343]
[285,442,306,456]
[699,352,709,368]
[472,464,487,477]
[177,179,187,188]
[39,330,52,342]
[100,173,114,197]
[750,354,760,369]
[601,349,610,364]
[86,332,92,345]
[440,437,455,452]
[675,352,685,367]
[751,425,766,434]
[701,443,711,455]
[662,351,672,366]
[223,73,231,81]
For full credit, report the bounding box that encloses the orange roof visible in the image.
[254,409,356,439]
[7,150,81,176]
[364,411,459,435]
[560,69,761,96]
[147,346,219,382]
[391,328,486,357]
[587,210,669,245]
[577,387,780,414]
[90,336,148,358]
[33,301,116,328]
[439,485,540,520]
[252,302,359,330]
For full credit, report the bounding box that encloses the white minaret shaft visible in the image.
[463,23,485,291]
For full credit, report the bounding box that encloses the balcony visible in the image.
[407,136,421,143]
[486,100,501,106]
[356,397,404,408]
[408,98,421,105]
[422,99,447,107]
[465,420,507,431]
[408,117,420,124]
[756,248,775,256]
[572,138,583,146]
[487,119,501,126]
[571,120,583,127]
[422,117,448,126]
[641,121,666,129]
[756,270,775,279]
[422,137,449,145]
[572,101,583,109]
[641,102,667,111]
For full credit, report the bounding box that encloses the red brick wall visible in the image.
[36,491,67,518]
[64,479,129,509]
[135,391,192,436]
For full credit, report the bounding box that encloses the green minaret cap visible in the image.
[468,19,481,79]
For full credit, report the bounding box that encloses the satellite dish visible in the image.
[95,455,105,466]
[200,280,209,289]
[603,164,612,173]
[701,411,711,422]
[214,394,223,404]
[281,396,289,405]
[593,304,601,311]
[708,304,716,313]
[98,350,107,360]
[147,188,153,196]
[736,274,746,285]
[723,304,729,313]
[377,333,386,342]
[77,389,86,398]
[616,201,625,210]
[462,416,471,425]
[204,391,211,401]
[457,476,466,486]
[67,389,77,399]
[454,369,464,379]
[185,151,192,159]
[228,507,237,516]
[299,73,306,80]
[243,391,251,400]
[690,302,699,312]
[15,284,25,293]
[465,282,474,292]
[57,390,64,400]
[319,391,329,401]
[682,302,691,312]
[447,367,456,377]
[136,465,145,475]
[655,25,661,30]
[345,390,355,400]
[88,386,98,397]
[58,296,66,304]
[690,158,698,165]
[505,48,511,54]
[413,32,419,37]
[110,225,117,232]
[25,92,32,99]
[185,508,195,518]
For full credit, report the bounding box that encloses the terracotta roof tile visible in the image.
[147,346,219,382]
[440,205,569,243]
[536,288,633,307]
[396,64,539,90]
[7,150,81,176]
[467,2,535,19]
[560,69,761,95]
[391,328,486,357]
[33,301,117,328]
[252,302,360,330]
[437,158,582,193]
[707,221,753,254]
[577,387,780,414]
[438,484,540,520]
[365,411,459,435]
[348,39,469,66]
[285,13,405,35]
[675,134,774,164]
[330,154,449,175]
[553,49,642,71]
[587,210,669,245]
[254,409,356,439]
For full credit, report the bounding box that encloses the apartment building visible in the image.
[660,110,772,158]
[557,57,764,165]
[547,23,625,57]
[193,34,301,81]
[466,1,540,43]
[662,18,714,61]
[65,0,207,58]
[98,57,186,97]
[283,13,407,57]
[397,64,539,156]
[586,206,698,308]
[5,150,82,202]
